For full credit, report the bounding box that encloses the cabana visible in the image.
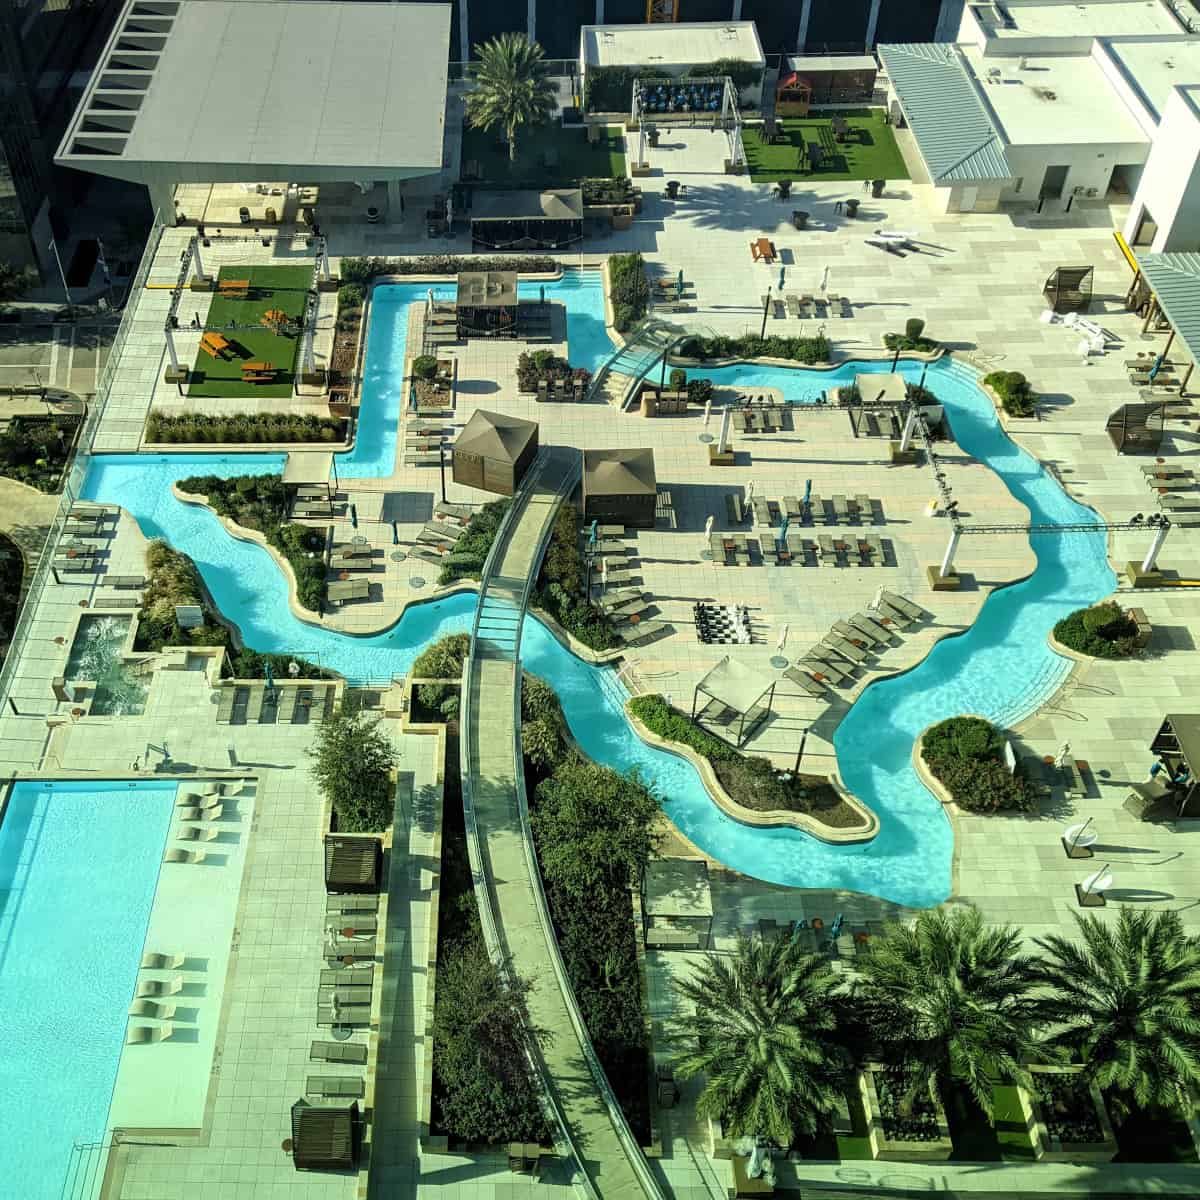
[1151,714,1200,814]
[1043,266,1094,314]
[691,655,776,748]
[290,1100,361,1171]
[324,835,382,894]
[1131,252,1200,393]
[470,190,583,253]
[642,859,714,950]
[1105,401,1165,455]
[451,409,538,497]
[778,54,877,111]
[455,271,518,340]
[582,447,657,529]
[283,451,335,503]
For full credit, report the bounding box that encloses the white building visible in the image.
[879,0,1200,250]
[56,0,451,226]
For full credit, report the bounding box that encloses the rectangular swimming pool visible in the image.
[0,779,176,1199]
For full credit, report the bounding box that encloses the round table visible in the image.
[352,535,369,546]
[410,575,427,589]
[391,550,407,562]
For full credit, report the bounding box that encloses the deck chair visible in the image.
[310,1041,369,1065]
[129,999,177,1020]
[177,825,220,842]
[848,612,892,643]
[141,952,186,970]
[802,648,853,684]
[880,590,924,621]
[823,634,870,664]
[136,976,183,998]
[834,618,880,648]
[782,667,828,698]
[164,848,207,865]
[127,1024,176,1044]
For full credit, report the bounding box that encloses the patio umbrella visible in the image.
[704,515,714,538]
[677,268,685,300]
[820,265,830,294]
[872,585,884,610]
[829,913,844,939]
[601,556,609,590]
[745,480,755,503]
[1148,353,1165,383]
[264,660,275,696]
[703,398,712,428]
[776,623,789,652]
[1054,742,1071,769]
[588,519,598,549]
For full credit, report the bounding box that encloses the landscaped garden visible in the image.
[0,533,22,662]
[608,252,649,333]
[188,265,311,399]
[1054,601,1140,659]
[678,331,830,365]
[740,109,909,183]
[146,412,346,445]
[920,716,1033,813]
[0,413,83,492]
[176,473,328,612]
[461,123,626,187]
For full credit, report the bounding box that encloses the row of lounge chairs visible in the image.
[215,681,337,724]
[782,593,927,699]
[127,942,205,1043]
[710,530,888,567]
[1144,460,1200,524]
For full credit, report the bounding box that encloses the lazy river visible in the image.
[80,273,1114,906]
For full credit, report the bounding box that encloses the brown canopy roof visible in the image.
[583,447,656,497]
[456,271,518,308]
[291,1100,359,1171]
[471,188,584,222]
[455,409,538,464]
[324,836,382,892]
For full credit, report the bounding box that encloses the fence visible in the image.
[0,220,166,717]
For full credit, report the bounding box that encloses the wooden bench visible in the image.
[751,237,776,263]
[241,360,277,383]
[218,278,250,298]
[1129,607,1152,648]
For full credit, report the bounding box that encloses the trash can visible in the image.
[792,210,809,230]
[845,198,860,218]
[871,178,885,198]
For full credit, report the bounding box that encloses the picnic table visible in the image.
[750,237,776,263]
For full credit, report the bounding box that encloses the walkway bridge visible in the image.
[460,448,663,1200]
[586,316,719,412]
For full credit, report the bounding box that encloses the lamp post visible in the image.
[760,287,771,339]
[438,443,447,503]
[47,237,72,316]
[793,726,810,775]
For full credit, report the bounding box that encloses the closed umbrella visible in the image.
[1148,353,1165,383]
[745,480,755,503]
[601,556,608,590]
[778,515,790,546]
[704,515,714,538]
[677,268,685,300]
[1054,742,1071,769]
[703,398,712,428]
[776,623,789,653]
[820,265,830,294]
[264,659,275,697]
[803,478,812,505]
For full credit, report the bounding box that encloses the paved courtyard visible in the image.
[3,120,1200,1200]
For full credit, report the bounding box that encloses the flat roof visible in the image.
[785,54,877,75]
[643,859,713,919]
[581,22,764,70]
[1105,37,1200,122]
[57,0,449,181]
[961,45,1148,146]
[969,0,1183,41]
[877,44,1012,182]
[471,189,583,222]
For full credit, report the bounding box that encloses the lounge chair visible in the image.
[880,590,924,621]
[328,579,371,604]
[164,848,207,864]
[822,634,870,664]
[316,1005,370,1028]
[852,494,874,523]
[325,895,379,915]
[865,533,885,563]
[834,618,881,648]
[805,495,824,523]
[613,620,669,647]
[751,497,772,527]
[802,647,854,684]
[327,913,377,936]
[175,807,205,822]
[328,938,377,960]
[178,792,221,809]
[817,535,841,565]
[319,966,375,989]
[609,599,652,622]
[177,825,220,842]
[140,952,186,970]
[874,597,916,628]
[128,999,177,1020]
[310,1041,369,1065]
[307,1075,366,1098]
[318,985,374,1009]
[786,293,801,318]
[848,612,892,643]
[831,495,850,524]
[215,687,238,723]
[127,1023,176,1044]
[1158,493,1200,511]
[136,976,183,998]
[782,666,828,698]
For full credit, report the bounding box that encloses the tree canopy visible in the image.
[466,34,556,163]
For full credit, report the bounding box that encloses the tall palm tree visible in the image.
[466,34,556,164]
[1035,907,1200,1115]
[851,906,1042,1114]
[669,932,847,1148]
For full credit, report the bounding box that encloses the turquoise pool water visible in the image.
[78,271,1116,905]
[0,779,176,1199]
[65,614,148,716]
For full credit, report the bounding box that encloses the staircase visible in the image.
[586,317,687,407]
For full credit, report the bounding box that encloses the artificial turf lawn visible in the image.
[188,264,310,399]
[460,122,625,188]
[741,108,909,183]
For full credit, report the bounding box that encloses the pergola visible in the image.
[290,1100,360,1171]
[1105,400,1166,455]
[1130,252,1200,393]
[582,447,657,529]
[1043,266,1094,314]
[1151,714,1200,813]
[324,835,382,894]
[470,190,583,253]
[455,271,519,339]
[691,655,776,748]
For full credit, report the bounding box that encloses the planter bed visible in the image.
[1028,1066,1117,1162]
[861,1065,953,1160]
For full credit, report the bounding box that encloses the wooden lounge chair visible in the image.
[309,1036,364,1065]
[783,667,828,698]
[880,590,924,621]
[164,848,207,864]
[307,1076,366,1098]
[127,1023,176,1044]
[129,999,177,1020]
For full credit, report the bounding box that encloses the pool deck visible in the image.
[2,123,1200,1199]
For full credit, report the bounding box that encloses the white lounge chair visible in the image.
[128,999,177,1020]
[136,976,183,998]
[177,826,220,842]
[140,952,186,970]
[164,848,208,865]
[126,1023,176,1045]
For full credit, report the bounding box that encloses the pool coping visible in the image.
[623,703,880,844]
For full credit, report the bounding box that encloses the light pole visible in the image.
[48,237,72,316]
[794,726,809,775]
[760,287,771,339]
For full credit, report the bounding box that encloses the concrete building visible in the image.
[878,0,1200,243]
[55,0,451,227]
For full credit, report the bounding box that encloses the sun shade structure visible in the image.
[1151,714,1200,814]
[290,1100,360,1171]
[1043,267,1094,314]
[455,271,518,339]
[691,655,777,748]
[642,859,714,949]
[470,190,583,253]
[282,452,334,488]
[1105,401,1165,454]
[324,836,382,894]
[778,55,877,110]
[55,0,450,212]
[582,447,657,529]
[1134,252,1200,386]
[876,44,1012,183]
[451,410,539,497]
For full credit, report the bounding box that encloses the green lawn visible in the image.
[188,264,310,400]
[741,108,909,183]
[460,122,625,188]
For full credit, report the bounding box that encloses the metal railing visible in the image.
[0,220,167,716]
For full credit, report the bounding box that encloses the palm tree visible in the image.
[1035,907,1200,1115]
[669,932,847,1148]
[466,34,556,164]
[851,906,1042,1114]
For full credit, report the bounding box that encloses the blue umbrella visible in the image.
[779,265,786,291]
[588,519,598,549]
[350,503,358,530]
[676,269,684,300]
[1148,353,1164,383]
[777,515,790,548]
[829,912,844,939]
[264,660,275,696]
[803,478,812,505]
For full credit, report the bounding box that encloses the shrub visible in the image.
[436,500,511,585]
[413,633,471,680]
[679,332,830,365]
[147,413,346,445]
[411,354,439,381]
[884,331,939,353]
[339,255,556,282]
[1054,602,1138,659]
[905,317,926,342]
[669,368,687,391]
[984,370,1037,417]
[684,58,764,93]
[309,708,398,831]
[686,377,714,405]
[628,694,739,762]
[921,716,1033,813]
[337,283,365,308]
[608,253,649,330]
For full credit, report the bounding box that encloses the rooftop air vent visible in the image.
[1032,87,1057,101]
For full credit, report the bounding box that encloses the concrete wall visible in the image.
[1000,139,1148,205]
[930,178,1005,213]
[1091,38,1160,137]
[1124,87,1200,251]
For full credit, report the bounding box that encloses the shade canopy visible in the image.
[854,374,907,405]
[1135,252,1200,367]
[583,447,656,498]
[456,271,518,308]
[282,452,334,486]
[694,654,775,718]
[471,190,584,223]
[643,859,714,919]
[291,1100,360,1171]
[324,835,382,894]
[455,410,538,464]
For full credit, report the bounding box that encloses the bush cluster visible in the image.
[178,474,327,612]
[535,503,617,651]
[582,177,637,206]
[339,255,557,285]
[678,332,830,365]
[884,331,939,353]
[0,414,80,493]
[412,633,470,721]
[515,349,591,393]
[1054,602,1139,659]
[921,716,1033,813]
[629,694,738,761]
[984,370,1037,417]
[436,499,511,585]
[147,412,346,444]
[411,354,439,381]
[309,705,397,831]
[609,252,650,332]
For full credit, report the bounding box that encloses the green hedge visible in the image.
[984,370,1037,417]
[921,716,1033,813]
[1053,602,1138,659]
[436,499,511,585]
[340,255,557,285]
[147,412,346,444]
[629,694,739,762]
[535,502,617,651]
[609,253,649,333]
[884,332,939,353]
[677,332,830,365]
